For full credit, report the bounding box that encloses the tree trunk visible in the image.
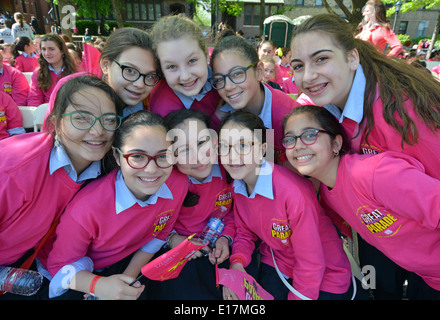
[260,0,265,38]
[426,11,440,60]
[111,0,124,29]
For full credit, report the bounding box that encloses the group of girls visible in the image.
[2,11,440,301]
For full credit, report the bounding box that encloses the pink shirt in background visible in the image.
[357,24,403,57]
[27,68,69,107]
[0,90,22,140]
[14,54,39,72]
[320,152,440,291]
[0,63,29,106]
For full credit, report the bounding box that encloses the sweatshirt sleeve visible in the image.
[384,28,403,57]
[9,70,30,106]
[229,201,258,267]
[372,153,440,230]
[47,209,94,277]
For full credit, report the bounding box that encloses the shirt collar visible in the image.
[22,52,36,58]
[188,163,222,185]
[115,169,173,214]
[48,64,65,75]
[122,101,143,118]
[220,83,273,129]
[173,66,213,109]
[232,160,273,199]
[339,64,365,124]
[49,143,101,183]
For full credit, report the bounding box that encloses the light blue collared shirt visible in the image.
[232,160,273,199]
[122,101,143,118]
[173,66,214,109]
[49,143,101,183]
[188,163,222,185]
[48,64,65,75]
[220,83,273,129]
[339,64,366,124]
[22,51,36,59]
[114,169,173,214]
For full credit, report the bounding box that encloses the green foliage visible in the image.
[75,20,99,35]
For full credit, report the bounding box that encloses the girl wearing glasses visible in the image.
[219,111,352,300]
[210,35,300,167]
[0,75,123,299]
[28,33,77,107]
[146,109,236,300]
[47,110,188,300]
[283,105,440,299]
[100,28,160,117]
[149,15,221,129]
[290,14,440,299]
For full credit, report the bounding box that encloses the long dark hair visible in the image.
[291,14,440,147]
[38,33,77,91]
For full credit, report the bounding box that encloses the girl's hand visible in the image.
[188,237,210,261]
[209,236,230,265]
[223,285,239,300]
[93,274,144,300]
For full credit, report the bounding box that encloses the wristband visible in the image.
[89,275,102,296]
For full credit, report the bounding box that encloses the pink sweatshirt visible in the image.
[0,63,30,106]
[0,91,22,140]
[357,25,403,57]
[320,152,440,291]
[173,165,235,240]
[282,77,299,94]
[47,169,188,275]
[230,162,351,300]
[0,133,84,266]
[28,68,71,107]
[149,79,221,129]
[342,94,440,180]
[14,54,39,72]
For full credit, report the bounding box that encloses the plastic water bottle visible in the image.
[0,266,43,296]
[199,217,225,249]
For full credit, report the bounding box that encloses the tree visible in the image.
[321,0,367,25]
[383,0,440,59]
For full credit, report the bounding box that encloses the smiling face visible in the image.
[283,112,341,186]
[156,37,209,97]
[172,118,217,182]
[114,125,173,201]
[219,121,266,189]
[57,86,116,174]
[101,47,157,106]
[41,40,64,67]
[212,51,263,113]
[290,31,359,108]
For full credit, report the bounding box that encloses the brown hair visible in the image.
[291,14,440,147]
[38,33,77,91]
[365,0,390,29]
[45,75,124,136]
[151,14,207,73]
[99,27,157,78]
[283,105,352,155]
